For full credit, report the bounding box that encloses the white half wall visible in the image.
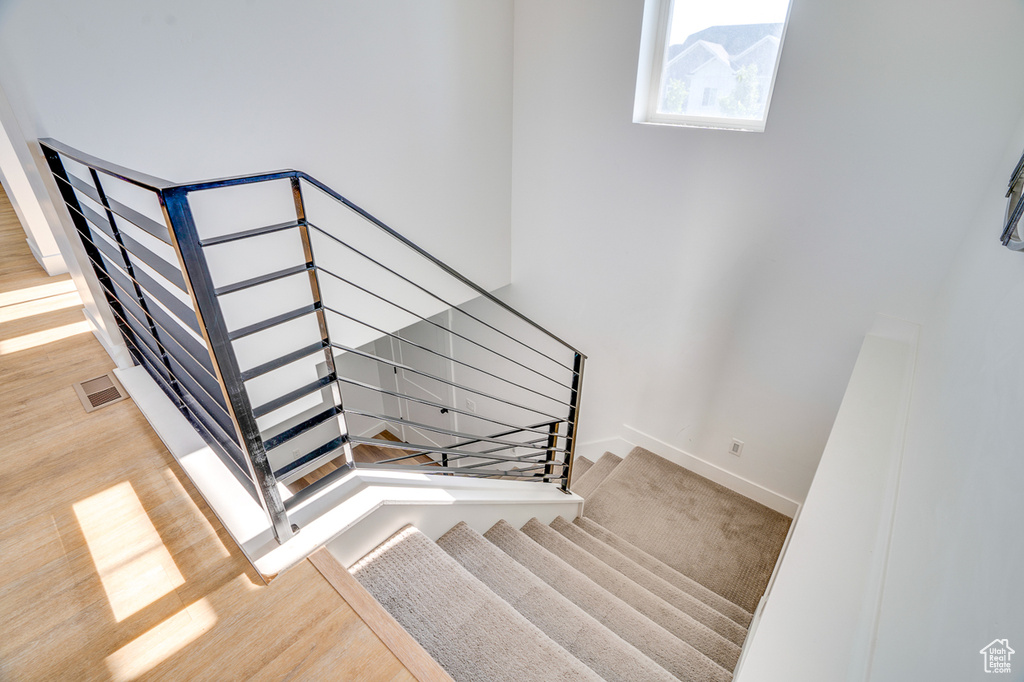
[735,319,918,681]
[118,363,583,581]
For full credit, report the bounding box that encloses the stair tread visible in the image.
[521,517,741,672]
[551,516,748,646]
[484,519,731,682]
[437,522,677,682]
[583,447,791,612]
[572,455,595,479]
[350,525,602,682]
[572,451,622,499]
[574,516,753,627]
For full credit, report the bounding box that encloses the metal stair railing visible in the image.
[41,138,586,545]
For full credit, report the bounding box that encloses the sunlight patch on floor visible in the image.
[105,597,217,681]
[73,481,185,622]
[160,467,231,559]
[0,278,77,307]
[0,319,92,354]
[0,290,82,323]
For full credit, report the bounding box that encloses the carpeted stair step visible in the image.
[550,516,748,647]
[572,451,622,499]
[484,519,731,682]
[572,455,595,479]
[437,522,677,682]
[574,516,753,627]
[583,447,791,613]
[350,525,602,682]
[520,517,741,672]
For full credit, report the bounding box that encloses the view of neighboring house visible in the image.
[661,23,783,119]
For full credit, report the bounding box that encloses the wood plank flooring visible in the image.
[289,430,438,493]
[0,186,416,680]
[356,430,437,466]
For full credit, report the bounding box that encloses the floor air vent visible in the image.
[73,373,127,412]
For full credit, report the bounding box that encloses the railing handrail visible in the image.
[39,138,175,191]
[39,138,585,358]
[295,172,586,358]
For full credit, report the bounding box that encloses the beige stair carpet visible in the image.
[437,522,677,682]
[521,518,741,672]
[583,447,791,612]
[350,525,602,682]
[484,520,731,682]
[550,516,748,647]
[571,451,622,499]
[574,516,753,627]
[572,455,595,479]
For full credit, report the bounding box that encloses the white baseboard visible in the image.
[84,307,132,368]
[26,237,67,275]
[621,425,800,518]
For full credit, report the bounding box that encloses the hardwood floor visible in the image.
[289,430,438,493]
[355,430,437,466]
[0,187,416,680]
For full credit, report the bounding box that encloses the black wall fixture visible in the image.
[1001,149,1024,250]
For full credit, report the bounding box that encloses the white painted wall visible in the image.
[0,0,513,293]
[867,121,1024,681]
[507,0,1024,503]
[0,84,66,275]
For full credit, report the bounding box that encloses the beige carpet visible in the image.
[437,522,677,682]
[572,455,595,479]
[350,525,602,682]
[573,516,753,627]
[582,447,791,612]
[484,519,731,682]
[520,518,741,672]
[344,447,789,681]
[572,452,621,499]
[550,516,748,646]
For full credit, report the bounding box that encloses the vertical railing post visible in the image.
[160,186,293,543]
[291,176,355,469]
[544,421,560,482]
[562,353,585,493]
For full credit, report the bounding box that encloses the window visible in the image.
[633,0,792,132]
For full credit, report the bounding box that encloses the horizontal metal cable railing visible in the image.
[41,139,586,544]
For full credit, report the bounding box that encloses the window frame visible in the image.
[634,0,793,133]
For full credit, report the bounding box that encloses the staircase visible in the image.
[38,141,792,675]
[348,447,792,681]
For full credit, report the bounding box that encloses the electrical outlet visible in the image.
[465,398,477,413]
[730,439,744,456]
